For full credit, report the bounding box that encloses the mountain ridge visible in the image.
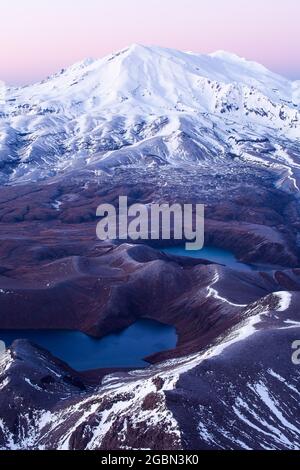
[3,44,299,89]
[0,44,299,185]
[0,46,300,450]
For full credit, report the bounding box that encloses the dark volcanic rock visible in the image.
[1,48,300,451]
[0,291,299,450]
[168,324,300,450]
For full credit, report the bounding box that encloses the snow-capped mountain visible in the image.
[1,47,300,450]
[0,44,299,187]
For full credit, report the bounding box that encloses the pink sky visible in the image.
[1,0,299,85]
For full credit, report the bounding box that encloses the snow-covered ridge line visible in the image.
[3,44,300,90]
[0,44,299,185]
[0,289,298,450]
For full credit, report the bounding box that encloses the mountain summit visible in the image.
[0,45,299,185]
[0,46,300,451]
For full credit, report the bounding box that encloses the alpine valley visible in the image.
[0,45,299,450]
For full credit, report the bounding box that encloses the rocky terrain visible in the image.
[0,281,299,450]
[0,45,299,450]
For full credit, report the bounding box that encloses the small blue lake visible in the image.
[0,319,177,371]
[162,245,256,271]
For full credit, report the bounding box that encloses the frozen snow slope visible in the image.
[0,44,299,184]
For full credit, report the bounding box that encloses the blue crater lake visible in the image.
[0,319,177,371]
[162,246,256,271]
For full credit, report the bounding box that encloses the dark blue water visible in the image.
[0,320,177,371]
[162,246,256,271]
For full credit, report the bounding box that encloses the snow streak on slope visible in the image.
[0,290,299,450]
